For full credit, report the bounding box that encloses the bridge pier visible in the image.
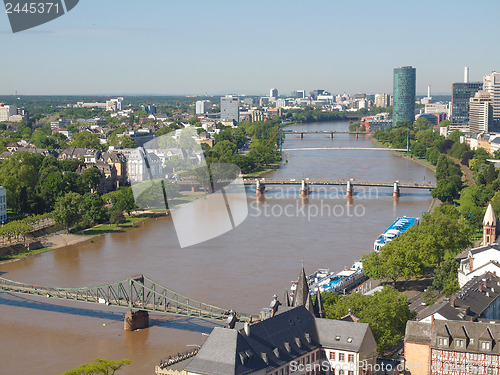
[356,133,359,139]
[124,310,149,331]
[256,179,266,197]
[300,180,309,197]
[393,182,400,198]
[346,181,354,198]
[299,132,303,139]
[330,132,334,140]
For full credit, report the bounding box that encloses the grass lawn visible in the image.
[0,246,55,263]
[80,216,149,236]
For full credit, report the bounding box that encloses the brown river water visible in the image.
[0,121,435,375]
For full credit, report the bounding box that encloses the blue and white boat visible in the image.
[373,216,419,252]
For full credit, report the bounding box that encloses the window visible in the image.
[306,355,310,364]
[348,372,354,375]
[335,336,341,341]
[316,351,320,361]
[438,337,448,346]
[348,354,354,363]
[456,339,464,347]
[330,352,335,360]
[339,370,344,375]
[481,341,491,350]
[347,337,353,343]
[339,353,345,361]
[285,366,289,375]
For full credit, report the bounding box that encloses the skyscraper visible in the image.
[451,67,482,128]
[393,66,416,126]
[195,100,212,115]
[220,95,239,122]
[483,72,500,127]
[269,88,278,100]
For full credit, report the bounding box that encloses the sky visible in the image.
[1,0,499,96]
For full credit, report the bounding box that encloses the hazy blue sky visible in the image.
[1,0,499,96]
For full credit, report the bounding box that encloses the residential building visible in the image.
[0,104,18,122]
[374,94,391,108]
[276,98,288,108]
[483,72,500,127]
[361,113,392,131]
[419,272,500,323]
[50,118,72,129]
[0,186,6,224]
[220,95,240,123]
[269,88,278,100]
[121,148,163,184]
[195,100,212,115]
[393,66,416,126]
[469,91,493,133]
[249,108,264,122]
[405,319,500,375]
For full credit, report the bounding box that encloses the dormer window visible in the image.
[335,336,341,341]
[347,337,353,343]
[480,341,491,350]
[438,337,448,346]
[456,339,465,348]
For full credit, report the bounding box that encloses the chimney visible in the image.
[490,274,494,281]
[479,284,483,292]
[451,297,456,307]
[244,322,250,336]
[484,279,488,288]
[464,67,469,83]
[431,315,435,331]
[428,85,431,99]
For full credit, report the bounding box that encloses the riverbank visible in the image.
[0,211,167,265]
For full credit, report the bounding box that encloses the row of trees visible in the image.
[362,205,471,296]
[321,286,416,354]
[52,187,137,230]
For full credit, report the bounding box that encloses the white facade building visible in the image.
[195,100,212,115]
[469,91,492,133]
[220,95,240,123]
[484,72,500,126]
[0,104,18,122]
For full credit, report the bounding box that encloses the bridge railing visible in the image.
[0,275,257,322]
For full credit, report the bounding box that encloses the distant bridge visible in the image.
[282,130,373,140]
[244,178,436,189]
[0,275,256,329]
[244,178,436,198]
[283,147,407,151]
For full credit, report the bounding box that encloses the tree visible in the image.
[323,286,415,354]
[109,209,126,225]
[79,193,107,225]
[433,258,460,297]
[82,167,102,193]
[59,358,131,375]
[53,192,83,230]
[70,132,102,149]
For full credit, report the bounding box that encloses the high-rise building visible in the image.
[269,88,278,100]
[220,95,239,122]
[374,93,391,107]
[393,66,416,126]
[469,91,492,133]
[0,104,18,122]
[483,72,500,127]
[293,90,306,99]
[451,68,483,128]
[195,100,212,115]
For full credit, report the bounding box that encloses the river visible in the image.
[0,121,435,375]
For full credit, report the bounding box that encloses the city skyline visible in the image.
[1,0,499,95]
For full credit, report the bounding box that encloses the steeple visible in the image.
[292,266,315,315]
[315,289,325,318]
[483,203,497,246]
[284,290,291,307]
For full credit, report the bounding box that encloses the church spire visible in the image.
[315,289,325,318]
[292,266,315,315]
[483,202,497,246]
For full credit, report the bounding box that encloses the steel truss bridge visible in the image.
[0,274,256,322]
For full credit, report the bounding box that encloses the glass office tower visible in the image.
[393,66,416,126]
